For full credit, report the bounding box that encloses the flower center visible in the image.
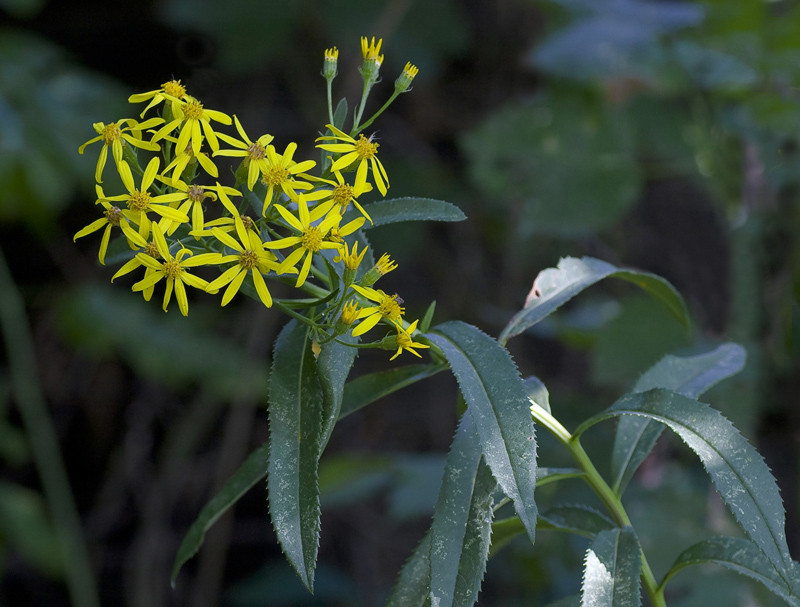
[239,249,259,270]
[378,293,403,320]
[397,331,413,348]
[187,185,205,202]
[144,241,160,258]
[101,123,121,145]
[104,206,123,226]
[163,260,182,279]
[127,190,152,212]
[354,135,378,160]
[263,166,289,186]
[332,184,353,208]
[247,142,266,160]
[183,100,204,120]
[326,227,343,243]
[162,80,186,98]
[301,226,324,252]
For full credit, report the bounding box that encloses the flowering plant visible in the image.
[74,38,799,607]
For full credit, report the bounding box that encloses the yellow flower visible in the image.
[340,299,360,325]
[389,319,430,360]
[156,177,241,235]
[162,133,219,182]
[112,239,162,302]
[316,124,389,196]
[360,252,397,287]
[395,62,419,93]
[322,47,338,80]
[263,193,341,288]
[213,115,275,191]
[334,241,368,271]
[78,117,163,183]
[205,205,283,308]
[361,36,384,67]
[130,221,220,316]
[257,143,317,214]
[102,157,189,240]
[73,185,147,265]
[311,170,373,224]
[349,284,404,336]
[128,79,189,119]
[151,95,232,154]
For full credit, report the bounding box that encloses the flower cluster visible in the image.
[75,39,427,360]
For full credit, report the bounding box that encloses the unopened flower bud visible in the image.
[395,62,419,93]
[322,47,338,80]
[359,36,384,85]
[359,253,397,287]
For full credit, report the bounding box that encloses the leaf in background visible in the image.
[499,256,689,343]
[461,91,641,236]
[171,443,269,584]
[661,537,800,606]
[531,0,703,81]
[611,343,747,494]
[673,40,758,90]
[347,197,466,228]
[545,595,581,607]
[56,286,268,400]
[0,481,63,578]
[580,527,642,607]
[316,334,358,452]
[427,321,538,544]
[267,320,324,592]
[577,389,795,586]
[339,364,445,420]
[430,413,495,607]
[386,531,433,607]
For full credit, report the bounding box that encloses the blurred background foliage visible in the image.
[0,0,797,605]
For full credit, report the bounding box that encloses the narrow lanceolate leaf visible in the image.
[316,334,358,452]
[267,320,324,592]
[611,343,747,494]
[499,256,689,343]
[386,531,433,607]
[661,537,800,606]
[430,413,495,607]
[578,389,794,585]
[349,197,466,229]
[427,321,538,544]
[524,375,551,413]
[339,364,446,420]
[171,443,269,585]
[581,527,642,607]
[490,504,614,557]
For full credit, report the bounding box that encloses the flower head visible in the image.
[155,177,242,236]
[388,320,430,360]
[78,118,163,183]
[334,240,368,285]
[395,62,419,93]
[151,95,232,154]
[263,194,341,288]
[213,115,275,191]
[360,36,384,83]
[101,158,189,240]
[162,134,220,182]
[128,79,190,119]
[129,221,219,316]
[349,284,404,336]
[360,252,397,287]
[316,124,389,196]
[322,47,338,80]
[73,185,147,264]
[258,143,316,214]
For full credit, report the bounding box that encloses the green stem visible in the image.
[326,78,335,126]
[352,79,373,132]
[0,248,100,607]
[351,91,400,138]
[529,403,666,607]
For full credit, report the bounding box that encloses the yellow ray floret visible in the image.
[316,124,389,196]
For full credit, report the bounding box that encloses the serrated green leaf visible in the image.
[386,530,433,607]
[348,197,466,229]
[427,321,538,544]
[580,527,642,607]
[430,413,495,607]
[171,443,268,584]
[577,389,795,586]
[316,334,358,452]
[339,364,445,420]
[661,537,800,606]
[611,343,747,494]
[499,257,689,343]
[267,320,324,591]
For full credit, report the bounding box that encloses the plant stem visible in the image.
[351,91,400,138]
[0,248,100,607]
[530,403,666,607]
[326,78,335,126]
